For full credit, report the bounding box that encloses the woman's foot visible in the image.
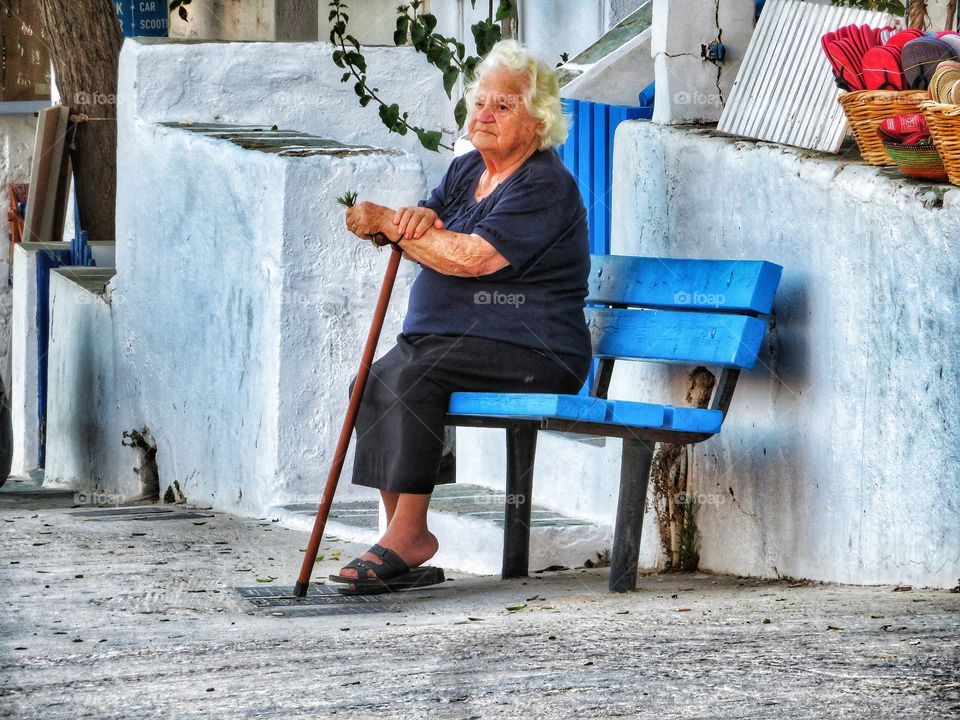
[337,529,439,580]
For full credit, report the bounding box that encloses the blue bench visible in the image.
[445,254,783,592]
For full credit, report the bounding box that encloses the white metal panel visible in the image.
[717,0,893,153]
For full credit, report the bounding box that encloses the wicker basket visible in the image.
[881,141,948,181]
[919,100,960,185]
[838,90,930,165]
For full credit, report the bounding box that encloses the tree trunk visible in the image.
[37,0,121,244]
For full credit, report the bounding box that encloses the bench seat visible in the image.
[445,253,783,592]
[449,392,724,434]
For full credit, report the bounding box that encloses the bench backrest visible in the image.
[586,255,782,371]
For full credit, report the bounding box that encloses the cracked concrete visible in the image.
[1,478,958,719]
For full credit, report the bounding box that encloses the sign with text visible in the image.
[115,0,169,37]
[0,0,52,102]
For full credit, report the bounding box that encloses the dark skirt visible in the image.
[350,333,589,495]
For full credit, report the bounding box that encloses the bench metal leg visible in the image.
[609,435,655,592]
[502,426,537,579]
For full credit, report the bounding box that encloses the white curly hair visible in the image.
[464,39,570,150]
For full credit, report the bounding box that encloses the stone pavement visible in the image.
[1,477,957,719]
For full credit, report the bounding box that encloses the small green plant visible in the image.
[582,548,611,568]
[337,189,392,249]
[169,0,193,22]
[677,499,700,572]
[336,190,358,207]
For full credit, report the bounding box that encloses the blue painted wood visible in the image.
[606,401,724,434]
[588,255,783,315]
[448,393,609,422]
[587,307,768,369]
[70,229,95,268]
[559,99,646,256]
[591,102,609,252]
[448,395,724,434]
[638,82,655,118]
[36,248,70,467]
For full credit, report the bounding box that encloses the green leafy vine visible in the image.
[328,0,514,152]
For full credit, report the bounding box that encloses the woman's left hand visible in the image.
[345,201,401,244]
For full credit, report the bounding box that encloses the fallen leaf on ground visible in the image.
[506,604,527,612]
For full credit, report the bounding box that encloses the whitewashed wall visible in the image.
[122,38,456,189]
[43,39,428,515]
[10,243,46,477]
[458,122,960,589]
[52,125,425,514]
[44,269,122,492]
[652,0,756,124]
[11,242,115,479]
[607,122,959,588]
[0,116,39,407]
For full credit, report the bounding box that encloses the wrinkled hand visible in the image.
[393,206,444,240]
[345,201,399,247]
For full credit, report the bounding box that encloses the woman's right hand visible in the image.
[393,206,444,240]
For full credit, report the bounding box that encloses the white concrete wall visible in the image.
[169,0,318,41]
[44,269,124,493]
[107,124,287,511]
[273,150,422,507]
[10,243,48,476]
[39,39,430,508]
[0,115,39,414]
[652,0,756,124]
[560,28,654,107]
[11,240,117,479]
[122,38,456,189]
[606,121,960,588]
[87,120,422,514]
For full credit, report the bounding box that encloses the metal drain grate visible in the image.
[235,585,393,617]
[70,507,214,521]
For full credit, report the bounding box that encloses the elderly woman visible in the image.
[334,40,591,592]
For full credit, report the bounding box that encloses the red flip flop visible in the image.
[826,38,865,90]
[862,45,906,90]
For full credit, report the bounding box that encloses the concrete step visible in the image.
[272,483,613,576]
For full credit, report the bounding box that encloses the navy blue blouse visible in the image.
[403,148,592,374]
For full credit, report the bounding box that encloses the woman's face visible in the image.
[468,67,543,158]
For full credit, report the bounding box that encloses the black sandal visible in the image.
[328,543,445,595]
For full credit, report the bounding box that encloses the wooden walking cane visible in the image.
[293,242,403,597]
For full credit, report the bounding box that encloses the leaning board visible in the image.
[717,0,892,153]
